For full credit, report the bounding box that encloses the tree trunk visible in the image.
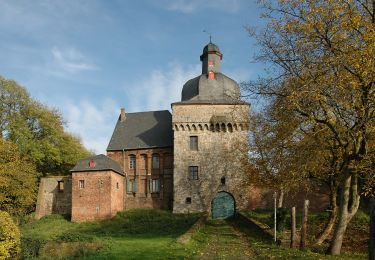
[291,206,297,248]
[315,185,338,245]
[328,173,360,255]
[300,200,309,249]
[278,190,284,208]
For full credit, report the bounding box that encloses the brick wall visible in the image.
[71,171,124,222]
[107,147,173,210]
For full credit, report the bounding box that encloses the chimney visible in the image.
[120,108,126,122]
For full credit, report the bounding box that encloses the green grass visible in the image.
[21,209,200,259]
[20,208,369,259]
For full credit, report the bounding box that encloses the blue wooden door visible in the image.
[212,192,235,219]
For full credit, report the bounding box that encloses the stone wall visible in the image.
[172,103,251,215]
[35,176,72,219]
[107,147,173,210]
[71,171,124,222]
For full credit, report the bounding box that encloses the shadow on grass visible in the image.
[58,209,201,240]
[227,214,274,244]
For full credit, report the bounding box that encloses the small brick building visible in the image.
[70,154,124,222]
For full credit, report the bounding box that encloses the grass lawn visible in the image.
[21,209,200,259]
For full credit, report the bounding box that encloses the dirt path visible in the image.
[193,219,256,259]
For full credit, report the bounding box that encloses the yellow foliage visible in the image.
[0,211,20,259]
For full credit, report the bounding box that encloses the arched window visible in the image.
[227,123,233,133]
[152,154,160,169]
[215,123,220,132]
[221,123,226,132]
[129,155,136,169]
[140,154,147,169]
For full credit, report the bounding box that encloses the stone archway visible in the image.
[211,191,235,219]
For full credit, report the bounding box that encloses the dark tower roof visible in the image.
[180,42,241,104]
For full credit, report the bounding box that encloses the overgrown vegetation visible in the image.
[21,209,200,259]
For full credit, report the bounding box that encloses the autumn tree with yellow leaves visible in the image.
[246,0,374,255]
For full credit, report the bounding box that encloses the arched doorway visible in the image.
[211,191,235,219]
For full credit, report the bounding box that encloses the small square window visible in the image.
[185,197,192,204]
[79,180,85,189]
[190,136,198,151]
[189,166,199,180]
[58,181,64,192]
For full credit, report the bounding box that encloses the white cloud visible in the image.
[51,46,98,73]
[62,98,120,154]
[125,62,200,112]
[163,0,241,13]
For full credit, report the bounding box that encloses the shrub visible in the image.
[0,211,21,259]
[20,237,46,259]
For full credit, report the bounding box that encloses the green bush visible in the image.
[57,232,94,242]
[0,211,21,259]
[20,237,46,258]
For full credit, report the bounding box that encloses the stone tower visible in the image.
[172,43,250,218]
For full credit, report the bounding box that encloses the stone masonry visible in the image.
[172,103,250,214]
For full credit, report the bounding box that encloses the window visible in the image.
[79,180,85,189]
[149,179,161,193]
[189,166,199,180]
[116,182,119,189]
[58,181,64,192]
[140,154,147,169]
[126,179,138,193]
[190,136,198,151]
[152,154,160,169]
[129,155,136,169]
[221,177,226,185]
[185,197,192,204]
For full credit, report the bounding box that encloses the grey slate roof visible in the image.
[181,73,241,103]
[70,154,124,175]
[107,110,173,151]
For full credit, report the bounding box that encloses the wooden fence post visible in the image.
[370,198,375,260]
[300,200,309,250]
[291,206,296,248]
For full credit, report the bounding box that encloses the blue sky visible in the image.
[0,0,265,153]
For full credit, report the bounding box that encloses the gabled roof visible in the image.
[107,110,173,151]
[71,154,124,175]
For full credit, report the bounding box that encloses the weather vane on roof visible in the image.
[203,30,212,43]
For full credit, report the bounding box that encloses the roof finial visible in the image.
[203,30,212,43]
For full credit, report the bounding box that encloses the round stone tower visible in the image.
[172,42,250,218]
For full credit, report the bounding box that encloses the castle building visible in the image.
[35,42,251,222]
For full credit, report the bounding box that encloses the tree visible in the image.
[0,77,90,175]
[0,139,38,216]
[246,0,375,254]
[0,211,21,259]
